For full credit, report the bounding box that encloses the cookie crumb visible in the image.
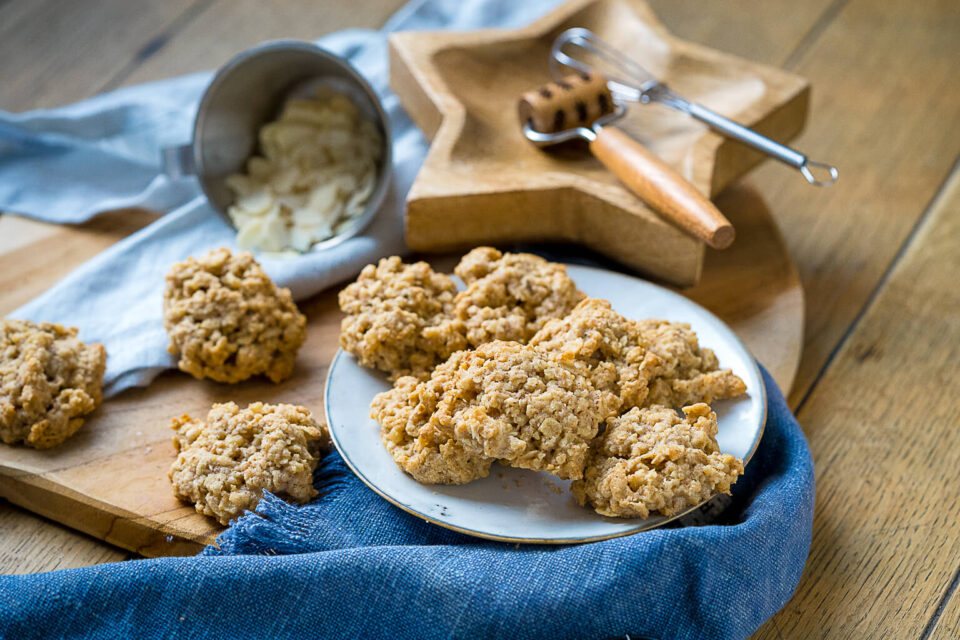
[374,342,617,482]
[531,298,653,409]
[638,319,746,407]
[453,248,585,346]
[371,357,493,485]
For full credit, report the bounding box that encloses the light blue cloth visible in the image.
[0,0,557,396]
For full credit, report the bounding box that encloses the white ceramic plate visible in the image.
[325,264,766,543]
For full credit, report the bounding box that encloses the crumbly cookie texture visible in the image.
[638,319,747,407]
[339,257,467,380]
[572,403,743,518]
[169,402,328,525]
[446,342,618,479]
[452,247,585,347]
[371,354,494,485]
[374,341,618,481]
[0,319,106,449]
[163,248,306,384]
[530,298,659,410]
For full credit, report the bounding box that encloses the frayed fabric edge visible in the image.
[203,453,350,557]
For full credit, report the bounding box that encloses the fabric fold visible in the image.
[0,367,814,640]
[2,1,558,396]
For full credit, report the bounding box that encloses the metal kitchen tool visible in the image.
[551,27,839,187]
[519,72,736,249]
[161,40,393,251]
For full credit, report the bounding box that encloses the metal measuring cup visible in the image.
[162,40,393,251]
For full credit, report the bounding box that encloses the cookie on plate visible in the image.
[637,319,747,407]
[169,401,328,525]
[372,358,494,485]
[572,403,743,518]
[530,298,660,410]
[339,257,466,380]
[447,341,618,480]
[452,247,585,347]
[374,341,618,482]
[163,248,306,384]
[0,319,106,449]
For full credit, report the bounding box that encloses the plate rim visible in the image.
[324,264,768,544]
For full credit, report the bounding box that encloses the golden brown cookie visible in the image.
[637,319,747,406]
[530,298,660,410]
[572,403,743,518]
[163,248,306,384]
[339,257,467,380]
[446,342,617,479]
[452,247,585,347]
[372,358,494,485]
[0,319,106,449]
[169,401,328,525]
[374,341,618,481]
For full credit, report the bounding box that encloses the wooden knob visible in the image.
[518,73,614,133]
[590,127,734,249]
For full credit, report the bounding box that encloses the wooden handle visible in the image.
[518,73,613,133]
[590,127,735,249]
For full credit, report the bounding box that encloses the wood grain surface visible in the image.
[1,0,959,638]
[930,578,960,640]
[745,0,960,408]
[752,151,960,640]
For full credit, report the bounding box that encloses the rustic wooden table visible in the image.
[1,1,958,637]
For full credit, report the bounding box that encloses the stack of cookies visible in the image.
[340,248,746,519]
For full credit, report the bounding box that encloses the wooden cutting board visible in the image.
[0,180,802,557]
[390,0,810,286]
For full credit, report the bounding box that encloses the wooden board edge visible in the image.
[405,185,704,286]
[388,36,444,141]
[0,473,210,558]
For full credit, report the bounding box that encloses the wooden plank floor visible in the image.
[2,1,959,637]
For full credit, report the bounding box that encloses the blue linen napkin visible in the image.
[0,367,813,640]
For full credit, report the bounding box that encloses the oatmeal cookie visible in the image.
[0,319,106,449]
[163,248,306,384]
[638,319,746,407]
[572,403,743,518]
[371,357,493,485]
[375,341,618,481]
[452,247,585,347]
[339,257,466,380]
[531,298,659,409]
[169,401,328,525]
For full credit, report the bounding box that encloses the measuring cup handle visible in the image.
[685,102,838,186]
[161,144,196,178]
[590,127,735,249]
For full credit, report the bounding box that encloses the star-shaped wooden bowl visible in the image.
[389,0,809,285]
